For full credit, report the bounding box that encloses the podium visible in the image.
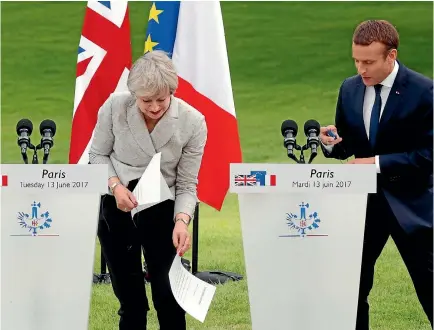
[1,164,108,330]
[230,163,377,330]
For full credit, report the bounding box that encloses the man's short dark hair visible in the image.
[353,20,399,52]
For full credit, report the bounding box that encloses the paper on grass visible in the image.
[131,152,173,218]
[169,255,216,323]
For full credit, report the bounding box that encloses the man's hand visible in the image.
[347,157,375,164]
[320,125,343,146]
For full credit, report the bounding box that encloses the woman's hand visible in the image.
[172,220,191,256]
[113,185,138,212]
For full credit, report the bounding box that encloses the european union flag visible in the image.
[250,171,267,186]
[144,2,180,56]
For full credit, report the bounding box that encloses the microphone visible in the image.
[281,119,298,158]
[16,119,33,163]
[304,119,320,157]
[39,119,56,163]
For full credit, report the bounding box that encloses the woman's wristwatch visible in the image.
[109,181,121,194]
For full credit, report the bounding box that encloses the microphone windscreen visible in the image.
[304,119,320,136]
[281,120,298,137]
[40,119,56,136]
[16,119,33,135]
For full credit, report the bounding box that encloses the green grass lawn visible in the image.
[1,1,432,329]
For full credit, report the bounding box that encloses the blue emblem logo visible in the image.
[16,201,53,236]
[280,202,327,238]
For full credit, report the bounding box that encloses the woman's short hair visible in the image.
[127,50,178,98]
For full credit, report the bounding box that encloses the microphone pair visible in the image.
[16,118,57,164]
[280,119,320,164]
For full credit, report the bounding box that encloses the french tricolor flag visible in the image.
[145,1,242,210]
[266,174,277,186]
[1,175,8,187]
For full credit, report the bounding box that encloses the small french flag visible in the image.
[1,175,8,187]
[266,174,277,186]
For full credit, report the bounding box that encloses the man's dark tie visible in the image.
[369,84,383,148]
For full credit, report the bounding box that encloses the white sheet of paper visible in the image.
[169,255,216,323]
[131,152,173,218]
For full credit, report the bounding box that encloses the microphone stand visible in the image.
[36,142,50,164]
[288,147,301,163]
[286,143,317,164]
[21,149,29,164]
[307,151,318,164]
[22,142,38,165]
[301,144,318,164]
[42,154,49,164]
[19,142,34,164]
[39,133,54,164]
[299,144,308,164]
[31,144,39,164]
[21,142,50,165]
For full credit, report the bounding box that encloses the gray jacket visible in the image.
[89,91,207,219]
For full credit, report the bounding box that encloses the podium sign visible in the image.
[1,164,108,330]
[230,164,376,330]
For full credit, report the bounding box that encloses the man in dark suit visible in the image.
[320,20,433,329]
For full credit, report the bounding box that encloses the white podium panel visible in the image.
[1,164,108,330]
[230,163,377,330]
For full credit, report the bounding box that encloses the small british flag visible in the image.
[234,174,257,186]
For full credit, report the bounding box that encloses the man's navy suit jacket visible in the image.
[323,62,433,234]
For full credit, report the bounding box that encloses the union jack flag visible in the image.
[234,174,257,186]
[69,1,132,164]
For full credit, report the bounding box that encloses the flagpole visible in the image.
[191,203,200,274]
[93,247,111,284]
[93,196,111,284]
